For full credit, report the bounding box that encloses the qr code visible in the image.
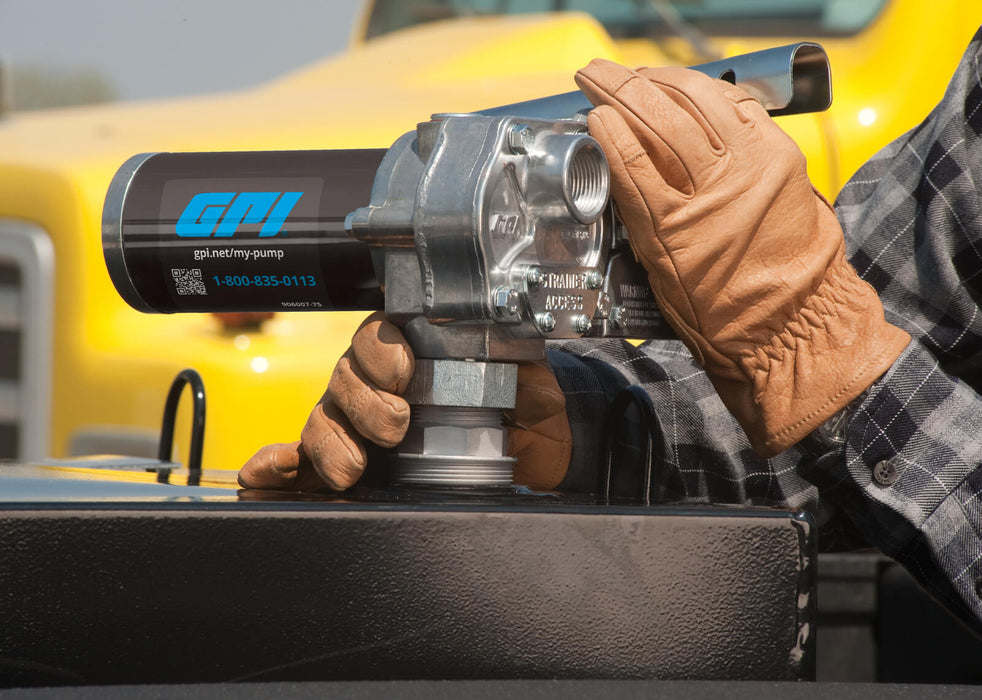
[171,268,207,296]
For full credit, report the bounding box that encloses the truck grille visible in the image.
[0,220,53,461]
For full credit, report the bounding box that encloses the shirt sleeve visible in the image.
[831,23,982,629]
[547,338,823,515]
[802,339,982,631]
[836,25,982,381]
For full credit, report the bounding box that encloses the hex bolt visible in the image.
[493,287,520,317]
[609,306,625,330]
[573,314,592,334]
[596,292,612,319]
[586,271,605,290]
[536,312,557,333]
[508,123,535,154]
[526,266,545,288]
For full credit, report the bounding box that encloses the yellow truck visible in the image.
[0,0,978,476]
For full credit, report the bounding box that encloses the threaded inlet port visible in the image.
[564,139,609,224]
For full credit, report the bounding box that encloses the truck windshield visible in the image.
[364,0,890,40]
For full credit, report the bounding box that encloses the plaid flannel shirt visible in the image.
[551,26,982,633]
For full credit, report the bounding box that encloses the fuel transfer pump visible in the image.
[102,43,831,488]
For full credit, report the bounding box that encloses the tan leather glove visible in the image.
[507,361,572,491]
[239,312,572,491]
[575,60,910,456]
[239,311,414,491]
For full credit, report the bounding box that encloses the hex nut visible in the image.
[609,306,626,330]
[596,292,612,319]
[493,287,520,316]
[403,359,518,408]
[508,124,535,154]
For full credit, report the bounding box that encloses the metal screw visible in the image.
[586,271,604,290]
[508,124,535,154]
[493,287,520,317]
[535,312,556,333]
[526,266,545,288]
[572,314,592,334]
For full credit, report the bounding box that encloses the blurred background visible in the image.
[0,0,361,110]
[1,0,978,477]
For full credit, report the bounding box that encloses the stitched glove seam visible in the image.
[759,345,894,451]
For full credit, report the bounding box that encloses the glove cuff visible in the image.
[719,253,910,457]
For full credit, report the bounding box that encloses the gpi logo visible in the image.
[176,191,303,237]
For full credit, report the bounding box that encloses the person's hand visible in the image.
[239,311,414,491]
[575,60,910,455]
[239,312,572,491]
[507,360,572,491]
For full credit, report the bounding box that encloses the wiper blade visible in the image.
[647,0,722,62]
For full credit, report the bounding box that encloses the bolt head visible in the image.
[526,266,544,288]
[596,292,612,319]
[536,312,556,333]
[586,271,605,290]
[493,287,520,316]
[573,314,592,334]
[508,124,535,154]
[609,306,625,330]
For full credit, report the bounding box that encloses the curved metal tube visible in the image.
[157,368,206,485]
[477,42,831,119]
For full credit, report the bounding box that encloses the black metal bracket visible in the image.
[156,368,206,485]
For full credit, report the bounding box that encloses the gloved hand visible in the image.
[239,312,572,491]
[575,60,910,456]
[239,311,414,491]
[507,360,572,491]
